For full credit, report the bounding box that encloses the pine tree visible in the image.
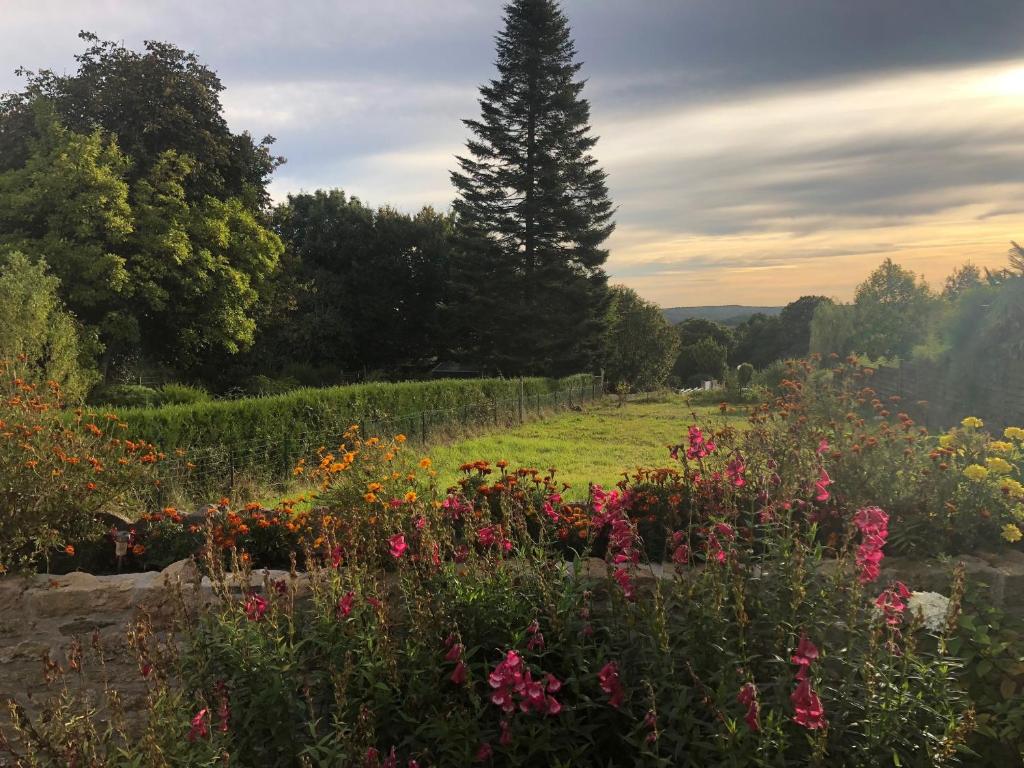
[447,0,614,375]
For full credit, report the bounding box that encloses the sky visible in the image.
[3,0,1024,307]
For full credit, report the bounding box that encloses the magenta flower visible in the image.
[474,742,493,762]
[791,634,820,670]
[791,676,827,729]
[388,533,408,559]
[338,591,355,619]
[451,660,467,685]
[244,593,267,621]
[726,455,746,487]
[737,682,760,732]
[598,661,625,708]
[188,708,209,742]
[875,581,911,626]
[814,467,832,502]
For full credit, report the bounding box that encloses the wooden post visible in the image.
[518,378,525,424]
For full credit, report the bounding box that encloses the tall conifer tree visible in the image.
[447,0,614,375]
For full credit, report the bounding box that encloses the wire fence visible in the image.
[152,375,604,507]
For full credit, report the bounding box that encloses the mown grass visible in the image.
[426,394,749,493]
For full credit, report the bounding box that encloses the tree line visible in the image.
[0,3,675,403]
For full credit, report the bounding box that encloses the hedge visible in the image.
[118,374,598,497]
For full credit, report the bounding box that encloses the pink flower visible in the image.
[477,525,497,548]
[726,455,746,487]
[598,661,624,708]
[791,634,820,670]
[817,439,830,454]
[474,742,493,762]
[450,660,467,685]
[613,567,636,601]
[643,709,658,743]
[854,506,889,583]
[330,546,344,568]
[791,677,827,730]
[244,593,267,621]
[737,683,760,732]
[499,718,512,746]
[188,708,209,742]
[414,516,426,531]
[526,620,545,651]
[445,642,464,662]
[814,467,832,502]
[875,581,911,626]
[338,591,355,618]
[388,533,408,559]
[686,426,716,460]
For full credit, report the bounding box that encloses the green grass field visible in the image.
[426,394,748,492]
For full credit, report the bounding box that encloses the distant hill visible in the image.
[661,305,783,327]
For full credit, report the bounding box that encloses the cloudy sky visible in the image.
[3,0,1024,306]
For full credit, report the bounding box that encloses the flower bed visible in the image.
[5,359,1024,765]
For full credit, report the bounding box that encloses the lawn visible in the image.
[426,394,748,492]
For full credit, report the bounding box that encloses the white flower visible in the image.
[906,591,950,632]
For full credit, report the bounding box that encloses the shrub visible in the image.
[746,357,1024,555]
[155,383,212,406]
[0,250,99,402]
[0,363,163,571]
[90,383,161,408]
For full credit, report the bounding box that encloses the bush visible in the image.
[155,383,212,406]
[91,383,161,408]
[746,358,1024,556]
[0,250,99,402]
[0,362,163,570]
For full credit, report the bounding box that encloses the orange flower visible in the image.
[404,491,417,503]
[395,434,407,444]
[132,544,146,556]
[364,492,378,503]
[64,545,75,556]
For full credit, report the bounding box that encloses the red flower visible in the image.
[598,661,624,708]
[875,581,911,626]
[737,682,760,732]
[791,634,820,670]
[814,467,832,502]
[338,591,355,618]
[188,708,209,742]
[388,534,408,559]
[244,593,267,621]
[726,455,746,487]
[474,742,493,762]
[791,677,827,730]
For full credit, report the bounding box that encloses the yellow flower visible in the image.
[961,416,984,429]
[989,441,1014,455]
[404,491,417,503]
[419,457,432,469]
[1006,427,1024,442]
[938,434,956,449]
[1000,478,1024,499]
[986,457,1014,475]
[1001,523,1023,543]
[964,464,989,482]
